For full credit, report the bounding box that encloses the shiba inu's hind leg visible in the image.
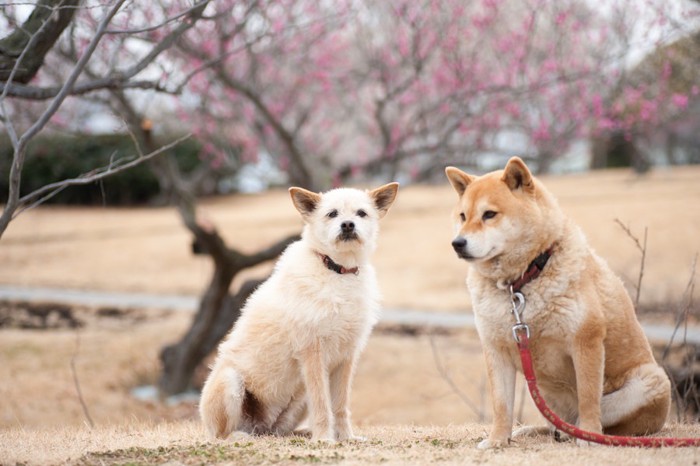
[601,363,671,436]
[199,365,246,439]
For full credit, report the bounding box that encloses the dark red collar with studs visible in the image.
[317,253,359,275]
[510,245,554,293]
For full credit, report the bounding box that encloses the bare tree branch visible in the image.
[13,133,192,217]
[70,329,94,429]
[0,0,82,84]
[0,78,165,100]
[0,0,129,239]
[614,218,648,306]
[429,333,485,421]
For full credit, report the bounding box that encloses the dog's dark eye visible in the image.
[357,209,367,218]
[459,213,466,222]
[482,210,497,220]
[327,209,338,218]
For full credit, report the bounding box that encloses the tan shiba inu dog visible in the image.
[445,157,670,448]
[199,183,399,442]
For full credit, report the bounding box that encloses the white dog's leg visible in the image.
[271,389,308,435]
[330,357,364,441]
[299,344,335,442]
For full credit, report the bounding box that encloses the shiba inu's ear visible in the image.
[445,167,474,197]
[369,182,399,218]
[502,157,534,192]
[289,187,321,217]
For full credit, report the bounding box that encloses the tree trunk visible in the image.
[157,199,299,395]
[103,99,300,397]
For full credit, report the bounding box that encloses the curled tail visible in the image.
[199,365,245,439]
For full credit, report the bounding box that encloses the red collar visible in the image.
[318,253,359,275]
[510,246,554,293]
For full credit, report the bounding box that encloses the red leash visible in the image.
[514,326,700,447]
[504,250,700,446]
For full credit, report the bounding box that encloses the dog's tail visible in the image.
[199,365,245,439]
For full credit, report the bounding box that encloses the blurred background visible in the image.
[1,0,699,432]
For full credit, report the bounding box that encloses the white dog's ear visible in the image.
[502,156,534,192]
[369,182,399,218]
[445,166,474,197]
[289,187,321,217]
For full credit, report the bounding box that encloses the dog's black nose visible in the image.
[341,221,355,232]
[451,237,467,252]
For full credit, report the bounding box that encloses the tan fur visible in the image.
[199,183,398,442]
[445,158,670,448]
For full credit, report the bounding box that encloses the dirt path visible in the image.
[1,284,698,344]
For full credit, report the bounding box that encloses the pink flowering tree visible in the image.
[165,0,699,187]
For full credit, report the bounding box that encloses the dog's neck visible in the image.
[316,252,359,275]
[475,236,560,290]
[509,246,554,292]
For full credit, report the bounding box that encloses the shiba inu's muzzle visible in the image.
[451,237,472,260]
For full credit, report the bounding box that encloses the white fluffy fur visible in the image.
[199,183,398,442]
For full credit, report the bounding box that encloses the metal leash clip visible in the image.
[509,286,530,342]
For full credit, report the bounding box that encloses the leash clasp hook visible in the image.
[509,286,530,342]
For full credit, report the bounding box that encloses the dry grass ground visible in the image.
[1,166,700,465]
[3,422,700,466]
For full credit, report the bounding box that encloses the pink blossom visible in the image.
[555,12,568,26]
[532,119,551,143]
[661,60,672,80]
[671,93,689,109]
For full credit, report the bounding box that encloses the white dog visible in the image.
[199,183,399,442]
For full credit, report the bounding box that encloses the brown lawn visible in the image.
[1,166,700,465]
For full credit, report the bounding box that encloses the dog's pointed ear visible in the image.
[445,166,474,197]
[289,187,321,217]
[502,157,534,192]
[369,182,399,218]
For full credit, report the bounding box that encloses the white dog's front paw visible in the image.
[312,432,336,444]
[229,431,252,442]
[477,438,509,449]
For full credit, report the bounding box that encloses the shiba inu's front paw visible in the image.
[477,437,510,449]
[512,425,552,439]
[340,435,367,442]
[576,438,599,447]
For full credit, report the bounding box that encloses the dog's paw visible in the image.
[512,426,551,439]
[341,435,367,443]
[477,438,510,449]
[311,431,337,445]
[292,428,312,438]
[229,431,252,441]
[576,438,601,447]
